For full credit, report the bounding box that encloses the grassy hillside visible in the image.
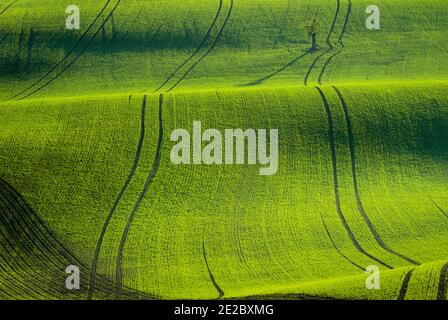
[0,83,447,299]
[0,0,447,99]
[0,0,447,300]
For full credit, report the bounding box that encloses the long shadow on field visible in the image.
[6,0,119,101]
[0,177,150,299]
[242,50,311,87]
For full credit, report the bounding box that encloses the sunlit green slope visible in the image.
[0,83,447,299]
[0,0,447,100]
[0,0,447,300]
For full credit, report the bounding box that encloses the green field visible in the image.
[0,0,447,300]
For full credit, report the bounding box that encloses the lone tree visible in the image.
[301,18,321,51]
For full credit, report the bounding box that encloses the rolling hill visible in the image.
[0,0,447,300]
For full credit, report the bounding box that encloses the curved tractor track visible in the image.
[202,237,225,299]
[87,95,148,300]
[154,0,224,92]
[397,269,414,300]
[92,0,234,294]
[115,94,164,298]
[316,87,393,270]
[320,214,365,271]
[0,0,17,17]
[8,0,121,101]
[438,263,448,300]
[0,177,147,299]
[317,0,352,85]
[332,85,419,266]
[167,0,234,92]
[304,0,340,86]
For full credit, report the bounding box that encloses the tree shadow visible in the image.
[241,49,312,87]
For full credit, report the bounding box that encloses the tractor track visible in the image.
[332,85,420,266]
[154,0,224,92]
[8,0,112,101]
[304,0,340,86]
[0,0,17,17]
[115,94,164,298]
[398,269,414,300]
[438,263,448,300]
[0,220,52,299]
[429,197,448,220]
[7,0,115,101]
[0,183,67,276]
[0,177,151,299]
[87,95,147,300]
[0,243,49,299]
[0,178,87,268]
[202,237,225,299]
[167,0,234,92]
[0,180,86,297]
[316,87,393,270]
[17,0,122,100]
[0,180,82,271]
[320,214,365,271]
[317,0,352,85]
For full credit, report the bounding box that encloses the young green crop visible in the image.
[0,0,447,300]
